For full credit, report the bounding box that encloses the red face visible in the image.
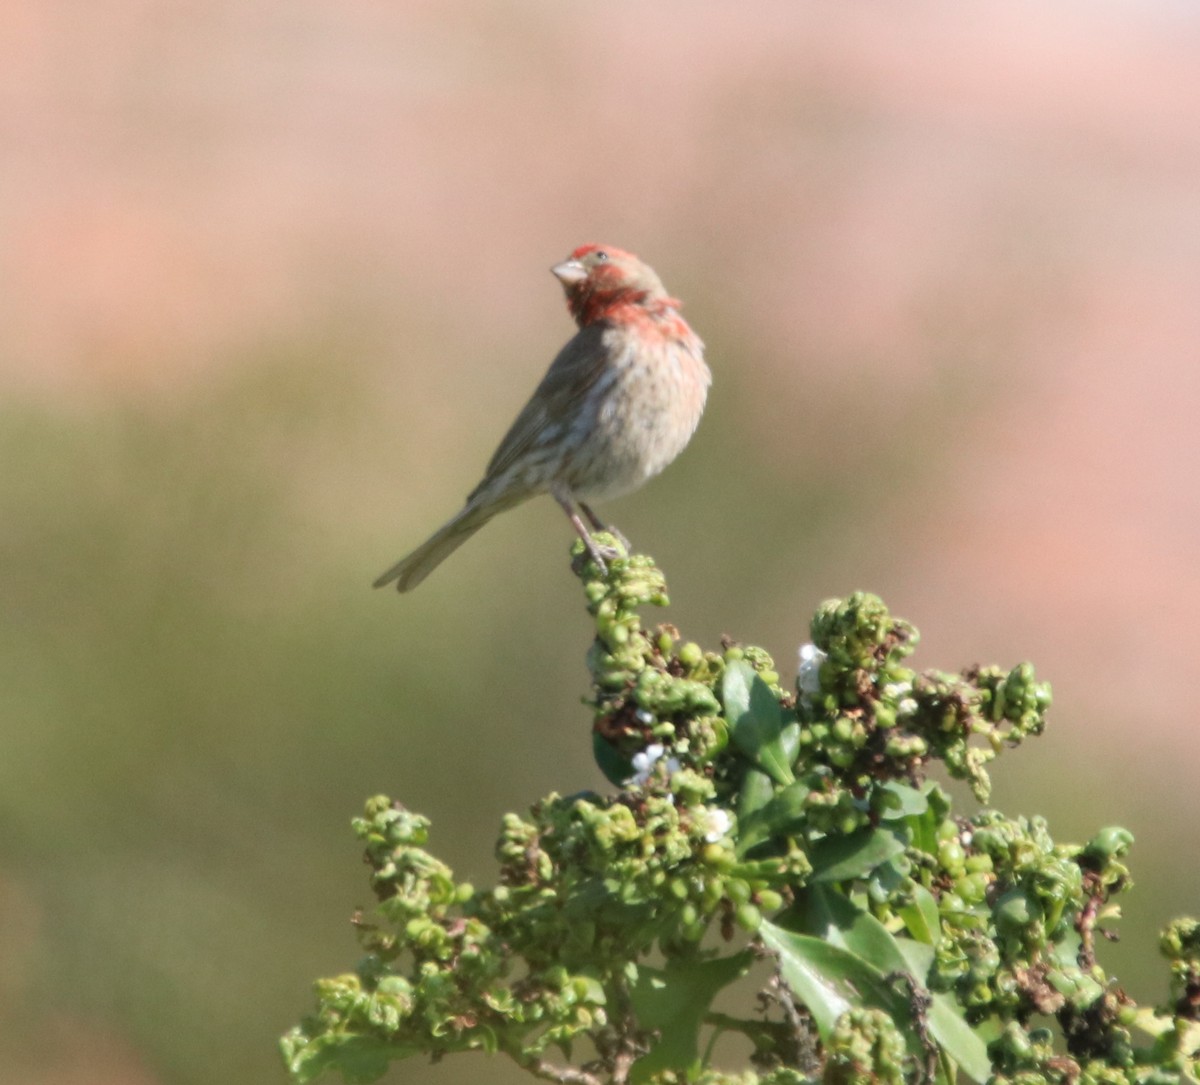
[550,245,669,326]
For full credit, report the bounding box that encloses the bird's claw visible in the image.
[606,527,631,551]
[573,539,623,579]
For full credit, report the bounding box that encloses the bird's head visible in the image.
[551,244,673,326]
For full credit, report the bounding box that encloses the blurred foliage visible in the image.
[0,356,581,1085]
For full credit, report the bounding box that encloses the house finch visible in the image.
[373,244,711,592]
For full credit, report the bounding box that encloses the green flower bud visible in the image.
[995,889,1043,938]
[1085,826,1135,862]
[936,818,961,842]
[725,878,752,905]
[964,853,994,874]
[1161,917,1200,959]
[955,871,991,905]
[756,889,784,913]
[678,641,703,669]
[940,892,967,916]
[832,716,855,743]
[702,843,735,870]
[837,809,864,835]
[938,839,966,875]
[734,902,761,932]
[828,747,856,770]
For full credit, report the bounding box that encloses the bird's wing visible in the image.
[472,321,614,495]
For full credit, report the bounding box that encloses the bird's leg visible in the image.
[579,502,630,552]
[553,492,617,575]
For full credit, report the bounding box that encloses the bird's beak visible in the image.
[551,258,588,286]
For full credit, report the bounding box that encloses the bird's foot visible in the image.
[578,503,631,552]
[572,535,625,579]
[605,525,631,551]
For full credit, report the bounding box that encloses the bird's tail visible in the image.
[373,490,527,592]
[372,503,494,592]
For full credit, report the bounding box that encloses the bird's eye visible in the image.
[594,251,609,262]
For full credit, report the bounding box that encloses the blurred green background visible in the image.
[3,3,1200,1083]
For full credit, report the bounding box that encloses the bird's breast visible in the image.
[564,322,710,501]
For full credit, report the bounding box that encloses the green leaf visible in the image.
[759,920,911,1041]
[793,885,914,973]
[877,781,929,820]
[628,952,754,1084]
[593,732,634,787]
[736,766,778,825]
[809,828,905,883]
[926,993,993,1084]
[898,884,941,946]
[281,1030,419,1085]
[722,661,795,786]
[905,784,950,856]
[763,906,991,1083]
[736,781,808,856]
[779,718,802,769]
[793,884,938,983]
[1050,926,1084,970]
[895,937,935,982]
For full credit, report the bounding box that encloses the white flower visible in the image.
[698,807,734,843]
[797,643,827,696]
[625,743,680,787]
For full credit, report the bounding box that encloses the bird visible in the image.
[373,244,711,592]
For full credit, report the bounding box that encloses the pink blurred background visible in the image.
[2,3,1199,1083]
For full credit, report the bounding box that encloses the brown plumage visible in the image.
[373,244,711,592]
